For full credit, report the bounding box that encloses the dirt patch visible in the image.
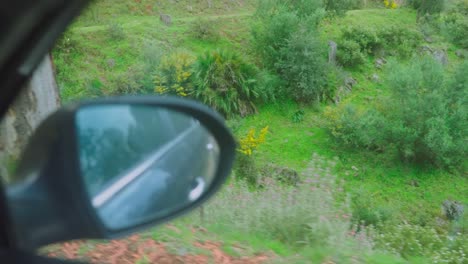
[46,235,269,264]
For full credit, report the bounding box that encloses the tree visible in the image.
[0,55,61,183]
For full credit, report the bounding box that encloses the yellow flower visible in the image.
[238,126,269,156]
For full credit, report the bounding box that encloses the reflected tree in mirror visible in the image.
[76,105,220,230]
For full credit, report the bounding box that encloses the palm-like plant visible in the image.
[192,50,259,117]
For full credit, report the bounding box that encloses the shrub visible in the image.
[154,50,195,97]
[252,0,328,103]
[341,26,382,55]
[418,0,445,15]
[236,126,268,185]
[190,18,218,41]
[276,29,330,102]
[324,0,363,15]
[378,26,422,57]
[255,69,284,103]
[238,126,269,156]
[191,50,260,117]
[351,189,394,226]
[440,1,468,48]
[110,64,146,95]
[325,104,388,151]
[201,155,359,246]
[337,40,366,67]
[106,22,126,40]
[292,109,305,123]
[374,223,467,262]
[336,26,380,67]
[326,57,468,169]
[406,0,422,9]
[251,5,301,70]
[55,29,79,55]
[234,126,269,185]
[337,25,422,66]
[138,40,163,92]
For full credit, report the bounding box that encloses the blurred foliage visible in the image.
[235,126,268,185]
[192,50,260,117]
[154,50,195,97]
[337,24,421,67]
[326,57,468,169]
[440,0,468,48]
[190,18,219,41]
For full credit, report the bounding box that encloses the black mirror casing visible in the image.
[5,96,236,251]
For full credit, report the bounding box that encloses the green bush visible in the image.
[276,29,330,102]
[325,105,388,151]
[418,0,445,15]
[374,223,467,262]
[337,40,366,67]
[351,189,394,226]
[440,1,468,48]
[336,26,380,67]
[106,22,126,40]
[251,5,301,70]
[324,0,362,15]
[190,18,219,41]
[234,154,258,186]
[110,64,146,95]
[326,57,468,169]
[139,41,163,93]
[255,69,284,103]
[341,26,382,54]
[378,26,422,57]
[191,50,260,117]
[154,50,195,97]
[252,0,328,103]
[336,25,422,67]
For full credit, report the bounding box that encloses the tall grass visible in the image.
[191,154,386,262]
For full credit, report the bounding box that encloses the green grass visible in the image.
[233,102,467,227]
[53,2,254,102]
[53,3,468,262]
[320,8,419,41]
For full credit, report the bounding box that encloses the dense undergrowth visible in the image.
[53,0,467,262]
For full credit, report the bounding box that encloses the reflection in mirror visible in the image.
[76,105,220,230]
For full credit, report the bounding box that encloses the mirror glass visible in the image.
[75,105,220,230]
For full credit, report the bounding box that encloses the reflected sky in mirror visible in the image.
[76,105,220,230]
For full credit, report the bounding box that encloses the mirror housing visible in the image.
[4,96,236,251]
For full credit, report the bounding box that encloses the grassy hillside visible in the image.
[53,0,254,101]
[52,1,467,263]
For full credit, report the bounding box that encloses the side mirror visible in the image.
[4,96,236,251]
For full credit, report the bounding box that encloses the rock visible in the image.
[261,164,300,186]
[455,49,467,58]
[334,77,357,104]
[424,36,434,43]
[370,73,380,83]
[442,200,464,221]
[433,49,448,65]
[375,58,387,69]
[409,179,420,187]
[275,167,300,186]
[328,41,337,65]
[344,76,357,89]
[159,13,172,26]
[334,86,349,104]
[106,59,115,68]
[420,45,433,53]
